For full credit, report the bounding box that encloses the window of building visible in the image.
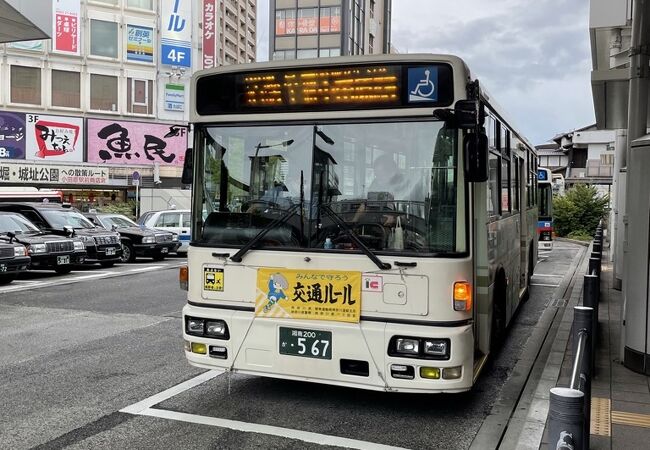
[51,70,80,108]
[488,151,500,217]
[369,34,374,53]
[320,6,341,33]
[93,0,118,5]
[370,0,375,18]
[127,0,153,9]
[10,66,41,105]
[296,49,318,59]
[90,19,118,58]
[90,74,118,111]
[319,48,341,57]
[127,78,153,115]
[275,9,296,35]
[272,49,296,60]
[297,8,318,35]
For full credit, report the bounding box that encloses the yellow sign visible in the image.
[204,267,224,291]
[255,268,361,323]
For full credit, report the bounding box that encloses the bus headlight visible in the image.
[423,339,449,357]
[186,318,205,336]
[205,320,228,338]
[395,338,419,355]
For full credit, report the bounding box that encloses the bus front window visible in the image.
[196,121,460,255]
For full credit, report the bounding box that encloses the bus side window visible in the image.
[487,152,500,217]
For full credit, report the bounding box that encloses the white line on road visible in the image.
[530,283,560,287]
[128,265,165,273]
[120,370,224,414]
[531,273,563,278]
[138,408,410,450]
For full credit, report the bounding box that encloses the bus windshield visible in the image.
[195,120,460,254]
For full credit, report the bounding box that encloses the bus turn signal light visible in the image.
[179,265,188,291]
[453,281,472,311]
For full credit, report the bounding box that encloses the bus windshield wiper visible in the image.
[230,203,301,263]
[318,204,391,271]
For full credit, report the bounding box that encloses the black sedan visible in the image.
[0,203,122,267]
[0,240,30,284]
[85,213,180,263]
[0,211,87,274]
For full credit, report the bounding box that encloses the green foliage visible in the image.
[96,201,136,220]
[553,184,608,237]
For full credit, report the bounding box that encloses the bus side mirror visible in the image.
[464,132,488,182]
[181,148,193,185]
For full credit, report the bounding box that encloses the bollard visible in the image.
[591,251,602,261]
[588,257,601,277]
[592,241,602,254]
[549,387,584,450]
[572,306,593,450]
[583,274,599,368]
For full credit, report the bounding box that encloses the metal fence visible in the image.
[548,223,603,450]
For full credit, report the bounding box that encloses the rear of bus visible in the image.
[537,168,553,250]
[181,55,481,393]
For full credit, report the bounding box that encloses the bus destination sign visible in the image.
[195,62,454,115]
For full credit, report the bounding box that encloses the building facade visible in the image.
[0,0,255,211]
[269,0,391,61]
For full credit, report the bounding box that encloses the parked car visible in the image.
[0,240,30,284]
[0,203,122,267]
[0,211,86,274]
[137,209,190,255]
[85,212,180,263]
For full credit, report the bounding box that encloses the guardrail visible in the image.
[548,222,603,450]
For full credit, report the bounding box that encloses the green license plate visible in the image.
[279,327,332,360]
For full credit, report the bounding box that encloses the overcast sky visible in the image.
[256,0,594,145]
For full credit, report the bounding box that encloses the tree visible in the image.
[553,184,608,239]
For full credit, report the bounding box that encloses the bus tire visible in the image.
[490,273,507,354]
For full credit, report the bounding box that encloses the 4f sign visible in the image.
[161,0,191,68]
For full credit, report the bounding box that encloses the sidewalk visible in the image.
[541,249,650,449]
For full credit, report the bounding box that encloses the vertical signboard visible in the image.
[0,112,26,160]
[127,25,154,63]
[202,0,216,69]
[161,0,192,68]
[53,0,80,55]
[24,114,84,162]
[87,119,188,167]
[164,84,185,111]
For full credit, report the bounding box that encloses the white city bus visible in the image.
[180,54,539,393]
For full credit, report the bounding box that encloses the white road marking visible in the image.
[530,283,560,287]
[531,273,562,278]
[121,370,410,449]
[138,408,410,450]
[120,370,224,414]
[128,265,165,273]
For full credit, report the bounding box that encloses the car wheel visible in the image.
[0,274,17,284]
[120,242,136,263]
[55,266,73,275]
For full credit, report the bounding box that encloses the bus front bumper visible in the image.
[182,303,475,394]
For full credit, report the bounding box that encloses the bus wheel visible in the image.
[490,277,507,354]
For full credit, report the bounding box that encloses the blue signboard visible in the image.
[407,66,438,103]
[538,169,549,181]
[0,112,26,159]
[161,0,192,67]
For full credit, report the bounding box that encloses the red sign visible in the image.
[297,17,318,35]
[55,13,78,53]
[202,0,216,69]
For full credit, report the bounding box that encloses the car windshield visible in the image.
[100,215,138,229]
[41,210,95,229]
[0,213,40,234]
[194,120,464,254]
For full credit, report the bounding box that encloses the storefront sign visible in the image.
[0,162,109,185]
[25,114,84,162]
[164,84,185,111]
[53,0,80,55]
[161,0,192,67]
[87,119,188,167]
[0,112,26,160]
[127,25,154,63]
[202,0,216,69]
[255,268,361,323]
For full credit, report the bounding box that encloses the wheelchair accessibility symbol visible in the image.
[408,67,438,102]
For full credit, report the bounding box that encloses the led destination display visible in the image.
[195,62,454,115]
